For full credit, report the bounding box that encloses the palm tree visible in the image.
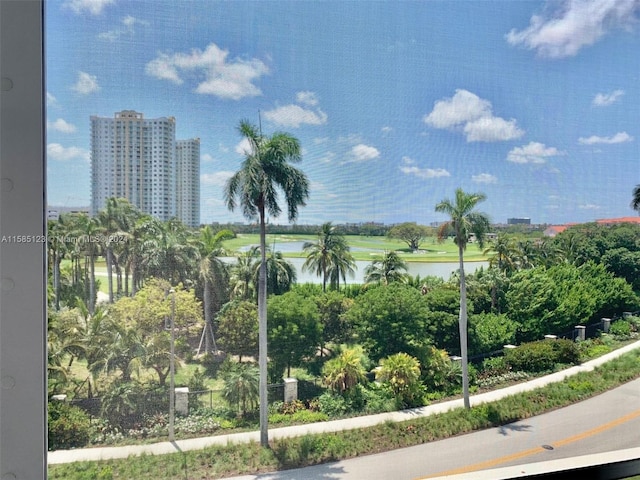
[197,226,233,354]
[77,214,102,314]
[229,247,260,301]
[483,234,517,275]
[364,250,408,285]
[222,362,260,417]
[632,184,640,213]
[435,188,490,409]
[224,119,310,446]
[303,222,355,291]
[98,197,136,303]
[265,249,297,295]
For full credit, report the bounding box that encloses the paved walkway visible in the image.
[47,340,640,465]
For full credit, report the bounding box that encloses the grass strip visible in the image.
[48,349,640,480]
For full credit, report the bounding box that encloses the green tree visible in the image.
[222,361,260,416]
[217,300,259,362]
[196,226,233,353]
[267,291,321,380]
[98,197,138,303]
[435,188,490,409]
[387,222,431,252]
[483,234,517,275]
[315,290,354,358]
[265,249,297,295]
[230,247,260,301]
[469,312,518,355]
[348,283,430,363]
[322,348,366,394]
[303,222,355,291]
[224,120,310,446]
[364,250,408,285]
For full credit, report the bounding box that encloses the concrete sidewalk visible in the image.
[47,340,640,465]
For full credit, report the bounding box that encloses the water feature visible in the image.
[224,252,488,284]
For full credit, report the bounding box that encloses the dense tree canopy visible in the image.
[387,222,432,252]
[348,284,430,363]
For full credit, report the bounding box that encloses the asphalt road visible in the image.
[226,377,640,480]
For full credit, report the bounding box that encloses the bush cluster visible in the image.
[48,401,91,450]
[503,339,580,373]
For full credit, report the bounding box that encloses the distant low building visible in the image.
[595,217,640,226]
[507,217,531,225]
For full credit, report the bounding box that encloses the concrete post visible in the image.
[601,318,611,333]
[574,325,586,341]
[283,378,298,403]
[175,387,189,416]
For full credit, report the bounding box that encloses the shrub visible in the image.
[48,401,91,450]
[610,320,632,338]
[316,391,349,417]
[375,353,426,408]
[503,339,580,373]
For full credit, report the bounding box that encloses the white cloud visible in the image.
[472,173,498,184]
[400,165,450,179]
[63,0,115,15]
[263,104,328,128]
[578,131,633,144]
[424,89,491,129]
[506,0,640,59]
[235,138,253,156]
[145,43,269,100]
[296,91,319,106]
[98,15,149,41]
[424,89,524,142]
[381,126,393,135]
[72,71,100,95]
[592,89,625,106]
[47,118,77,134]
[507,141,564,164]
[201,153,215,163]
[46,92,58,107]
[350,144,380,162]
[47,143,89,162]
[464,116,524,142]
[579,203,601,210]
[201,171,234,186]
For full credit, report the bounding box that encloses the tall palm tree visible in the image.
[98,197,137,303]
[77,214,102,314]
[303,222,355,291]
[224,119,309,446]
[197,226,233,354]
[632,184,640,213]
[364,250,408,285]
[435,188,490,409]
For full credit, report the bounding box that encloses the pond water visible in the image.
[225,249,488,284]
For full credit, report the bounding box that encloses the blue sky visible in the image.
[46,0,640,226]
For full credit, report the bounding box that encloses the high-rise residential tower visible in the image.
[175,138,201,229]
[90,110,200,227]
